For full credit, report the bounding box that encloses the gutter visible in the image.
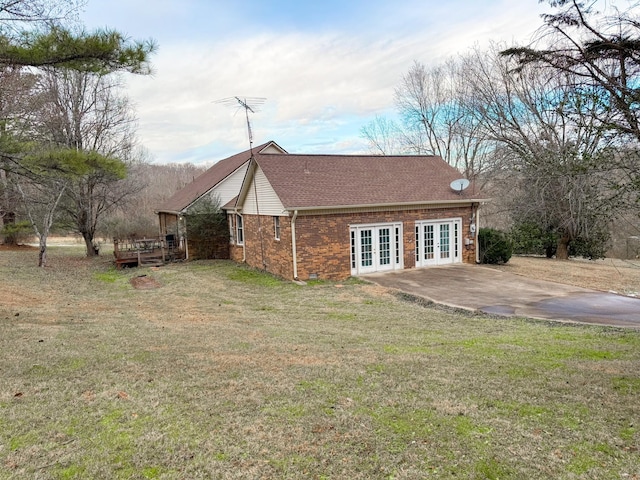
[291,210,299,280]
[284,198,490,212]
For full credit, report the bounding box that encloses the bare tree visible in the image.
[99,161,207,240]
[15,170,67,267]
[393,59,496,180]
[360,115,405,155]
[502,0,640,211]
[0,0,156,263]
[35,68,140,255]
[503,0,640,143]
[464,43,618,259]
[0,0,83,29]
[12,148,111,266]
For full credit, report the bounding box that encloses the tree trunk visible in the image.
[38,235,47,267]
[83,232,99,256]
[556,234,570,260]
[545,244,555,258]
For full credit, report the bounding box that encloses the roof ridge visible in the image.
[273,152,442,158]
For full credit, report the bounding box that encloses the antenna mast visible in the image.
[213,96,268,270]
[214,96,266,156]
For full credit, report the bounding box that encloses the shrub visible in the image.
[1,220,31,245]
[510,221,557,258]
[479,227,513,264]
[569,231,610,260]
[185,196,229,260]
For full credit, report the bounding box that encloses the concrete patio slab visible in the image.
[365,264,640,328]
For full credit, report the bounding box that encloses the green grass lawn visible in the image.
[0,247,639,479]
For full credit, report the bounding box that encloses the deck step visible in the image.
[139,258,164,267]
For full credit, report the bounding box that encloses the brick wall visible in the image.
[235,206,476,281]
[238,214,294,279]
[187,235,230,260]
[296,206,475,280]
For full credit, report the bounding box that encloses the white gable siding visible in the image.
[243,167,286,216]
[259,143,285,154]
[205,163,249,206]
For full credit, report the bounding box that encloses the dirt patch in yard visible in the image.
[130,275,161,289]
[486,256,640,296]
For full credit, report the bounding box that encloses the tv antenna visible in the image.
[214,96,266,156]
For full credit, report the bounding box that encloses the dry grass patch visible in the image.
[487,255,640,295]
[0,248,639,479]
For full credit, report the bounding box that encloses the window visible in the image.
[273,216,281,240]
[228,215,235,244]
[236,214,244,245]
[454,221,459,259]
[350,230,356,269]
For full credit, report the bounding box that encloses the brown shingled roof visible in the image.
[254,153,486,209]
[156,141,281,213]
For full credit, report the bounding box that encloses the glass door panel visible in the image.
[360,229,373,268]
[440,223,450,260]
[378,228,391,266]
[424,224,434,260]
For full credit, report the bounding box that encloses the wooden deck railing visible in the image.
[113,236,185,268]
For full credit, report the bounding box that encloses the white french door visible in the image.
[415,219,462,267]
[350,223,403,275]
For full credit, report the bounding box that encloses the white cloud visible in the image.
[127,32,417,162]
[120,1,549,163]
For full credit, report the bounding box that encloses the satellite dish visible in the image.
[450,178,470,194]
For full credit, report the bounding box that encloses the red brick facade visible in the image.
[238,214,294,279]
[232,205,477,281]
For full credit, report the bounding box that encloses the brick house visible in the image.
[157,141,487,280]
[155,141,286,256]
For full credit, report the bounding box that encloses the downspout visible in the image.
[182,215,189,260]
[474,203,480,264]
[291,210,299,280]
[240,211,246,263]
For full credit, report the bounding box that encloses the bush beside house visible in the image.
[479,227,512,264]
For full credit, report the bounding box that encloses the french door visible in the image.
[350,223,403,275]
[415,219,462,267]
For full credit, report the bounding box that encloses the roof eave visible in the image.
[283,198,490,212]
[155,209,184,215]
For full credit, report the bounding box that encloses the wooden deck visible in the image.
[113,237,185,268]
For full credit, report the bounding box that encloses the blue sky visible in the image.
[79,0,549,164]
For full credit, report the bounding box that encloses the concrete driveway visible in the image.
[365,264,640,328]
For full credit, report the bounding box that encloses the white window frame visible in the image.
[273,216,281,241]
[236,214,244,245]
[228,214,235,244]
